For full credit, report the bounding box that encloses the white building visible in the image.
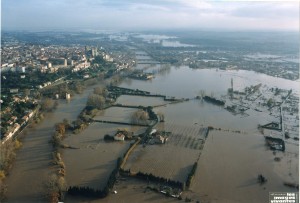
[114,133,125,141]
[66,93,71,100]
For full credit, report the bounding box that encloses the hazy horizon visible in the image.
[1,0,299,32]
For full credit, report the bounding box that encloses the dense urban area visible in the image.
[0,30,299,203]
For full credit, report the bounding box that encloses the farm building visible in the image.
[114,133,125,141]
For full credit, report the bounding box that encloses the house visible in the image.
[114,133,125,141]
[7,120,14,126]
[4,131,13,138]
[66,93,71,99]
[10,88,19,93]
[154,135,165,144]
[22,115,29,122]
[11,116,18,122]
[27,111,34,118]
[12,123,21,134]
[150,129,157,135]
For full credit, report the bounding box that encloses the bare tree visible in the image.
[41,98,56,112]
[24,89,30,97]
[87,94,105,109]
[157,112,165,122]
[199,90,206,99]
[93,86,108,97]
[55,123,66,135]
[131,110,149,124]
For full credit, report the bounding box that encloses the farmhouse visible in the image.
[114,133,125,141]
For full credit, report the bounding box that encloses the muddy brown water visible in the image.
[4,85,96,203]
[190,130,299,203]
[62,123,146,190]
[4,65,299,203]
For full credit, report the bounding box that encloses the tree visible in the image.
[157,112,165,122]
[63,119,70,129]
[24,89,30,97]
[131,110,149,124]
[41,98,56,112]
[267,98,274,108]
[87,94,105,109]
[73,82,84,94]
[199,90,206,98]
[94,86,107,97]
[55,123,66,135]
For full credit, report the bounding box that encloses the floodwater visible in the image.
[93,107,138,123]
[62,123,145,190]
[4,84,96,202]
[190,130,298,203]
[4,52,299,203]
[121,66,299,98]
[154,100,274,132]
[117,60,298,202]
[115,95,167,107]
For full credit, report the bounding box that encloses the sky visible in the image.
[1,0,299,31]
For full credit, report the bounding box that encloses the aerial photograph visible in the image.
[0,0,299,203]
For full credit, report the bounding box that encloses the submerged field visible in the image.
[123,122,208,184]
[189,130,299,203]
[63,123,147,189]
[116,95,167,107]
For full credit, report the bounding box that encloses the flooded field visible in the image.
[63,123,146,189]
[123,122,205,184]
[124,144,199,183]
[154,100,274,132]
[121,66,299,98]
[65,178,179,203]
[189,130,299,203]
[93,107,138,123]
[116,95,167,107]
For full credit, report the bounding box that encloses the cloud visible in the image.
[128,3,170,12]
[169,0,213,10]
[1,0,299,31]
[230,2,299,19]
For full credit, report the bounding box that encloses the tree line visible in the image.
[67,157,122,198]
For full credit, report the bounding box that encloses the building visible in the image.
[114,133,125,141]
[66,93,71,100]
[150,129,157,135]
[20,66,26,73]
[10,88,19,93]
[154,135,165,144]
